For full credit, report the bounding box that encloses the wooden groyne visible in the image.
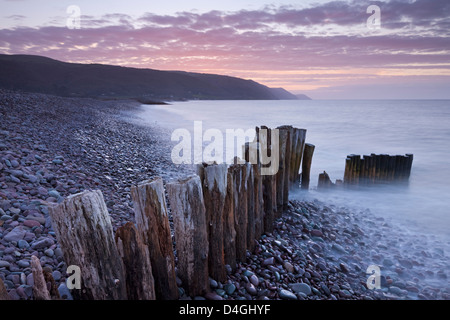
[344,153,413,186]
[44,125,314,300]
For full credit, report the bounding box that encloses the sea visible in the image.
[137,99,449,235]
[135,99,450,294]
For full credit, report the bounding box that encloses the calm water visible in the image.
[137,100,450,239]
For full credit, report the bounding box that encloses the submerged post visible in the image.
[344,153,413,186]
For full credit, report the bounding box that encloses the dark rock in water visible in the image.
[339,263,350,273]
[310,229,323,237]
[331,243,347,254]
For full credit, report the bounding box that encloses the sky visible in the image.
[0,0,449,99]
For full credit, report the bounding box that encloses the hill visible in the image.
[0,54,301,101]
[295,94,312,100]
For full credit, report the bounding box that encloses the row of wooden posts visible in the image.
[344,153,413,186]
[36,125,314,300]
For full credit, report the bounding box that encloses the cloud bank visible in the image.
[1,0,449,98]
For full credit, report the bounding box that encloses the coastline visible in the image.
[0,90,448,300]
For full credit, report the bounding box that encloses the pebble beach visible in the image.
[0,90,448,300]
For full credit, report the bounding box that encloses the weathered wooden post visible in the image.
[293,129,307,185]
[48,190,127,300]
[354,155,361,185]
[242,142,256,253]
[301,143,315,190]
[229,160,248,262]
[344,157,351,185]
[256,126,277,233]
[383,154,390,182]
[115,222,156,300]
[318,171,334,189]
[223,170,237,270]
[253,161,264,241]
[401,155,409,181]
[375,154,381,183]
[246,163,256,252]
[275,126,288,213]
[387,155,395,182]
[405,154,414,181]
[288,127,298,186]
[370,154,377,184]
[197,162,227,283]
[166,175,209,297]
[31,255,51,300]
[0,278,9,300]
[360,157,366,185]
[43,268,60,299]
[131,177,178,300]
[278,125,292,211]
[394,155,402,181]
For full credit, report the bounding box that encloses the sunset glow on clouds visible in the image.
[1,0,449,98]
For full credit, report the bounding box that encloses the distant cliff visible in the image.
[0,54,303,101]
[295,94,312,100]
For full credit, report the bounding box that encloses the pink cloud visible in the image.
[0,1,449,97]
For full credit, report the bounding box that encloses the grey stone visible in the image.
[389,286,407,296]
[331,243,347,254]
[215,289,226,296]
[9,170,24,177]
[284,261,294,273]
[290,282,312,295]
[4,226,26,242]
[52,270,62,281]
[245,282,257,296]
[0,260,11,268]
[31,238,54,250]
[17,260,30,268]
[279,289,297,300]
[209,278,218,288]
[224,283,236,295]
[321,283,331,296]
[44,248,54,257]
[58,283,73,300]
[9,175,20,184]
[48,190,60,199]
